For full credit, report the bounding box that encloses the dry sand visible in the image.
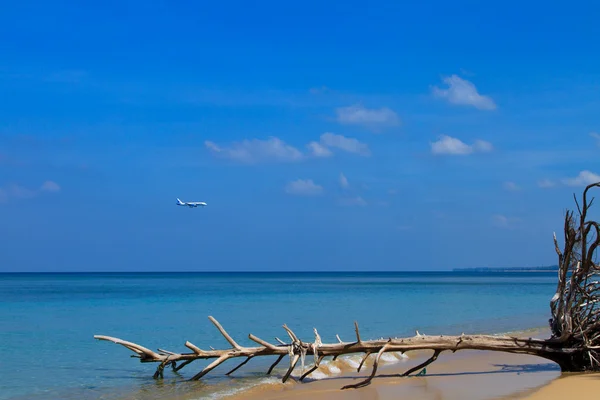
[525,372,600,399]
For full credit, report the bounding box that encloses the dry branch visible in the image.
[94,315,583,389]
[95,182,600,388]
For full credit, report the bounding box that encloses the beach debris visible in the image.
[94,315,579,389]
[95,182,600,389]
[548,181,600,371]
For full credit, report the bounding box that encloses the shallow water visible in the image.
[0,272,556,399]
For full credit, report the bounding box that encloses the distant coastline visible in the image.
[453,265,559,273]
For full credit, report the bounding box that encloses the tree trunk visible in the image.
[94,316,589,389]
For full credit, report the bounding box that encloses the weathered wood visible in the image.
[401,349,441,376]
[357,351,372,372]
[342,343,390,389]
[267,354,286,375]
[300,354,325,381]
[93,316,581,388]
[548,181,600,370]
[94,182,600,388]
[225,356,253,376]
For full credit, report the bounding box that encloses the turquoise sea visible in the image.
[0,272,557,399]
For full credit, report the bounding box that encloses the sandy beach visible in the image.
[229,331,600,400]
[524,372,600,399]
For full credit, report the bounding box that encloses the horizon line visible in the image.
[0,269,557,274]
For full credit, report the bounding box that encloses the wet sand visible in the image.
[231,349,561,400]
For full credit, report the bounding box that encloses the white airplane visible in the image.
[176,198,207,208]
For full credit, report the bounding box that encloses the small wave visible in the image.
[200,376,281,400]
[388,351,410,361]
[307,369,329,380]
[380,353,399,363]
[325,363,342,374]
[298,360,343,382]
[338,354,362,369]
[494,326,548,338]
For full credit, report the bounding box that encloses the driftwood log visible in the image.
[95,182,600,389]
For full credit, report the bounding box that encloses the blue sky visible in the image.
[1,1,599,272]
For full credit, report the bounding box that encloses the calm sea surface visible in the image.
[0,272,557,399]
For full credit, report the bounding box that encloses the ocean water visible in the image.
[0,272,557,399]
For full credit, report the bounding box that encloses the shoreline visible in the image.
[222,327,566,400]
[229,350,560,400]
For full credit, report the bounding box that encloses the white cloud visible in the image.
[204,141,220,152]
[205,137,303,164]
[339,196,367,207]
[0,181,60,204]
[430,135,493,155]
[40,181,61,192]
[285,179,323,196]
[206,134,370,163]
[432,75,497,110]
[562,170,600,187]
[503,182,520,191]
[339,173,349,189]
[591,132,600,146]
[320,133,371,156]
[307,141,333,158]
[538,179,556,188]
[335,105,400,129]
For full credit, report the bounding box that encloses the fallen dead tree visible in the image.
[95,182,600,389]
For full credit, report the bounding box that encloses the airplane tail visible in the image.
[176,198,184,205]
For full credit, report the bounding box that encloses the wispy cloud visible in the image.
[41,181,61,192]
[538,179,556,188]
[306,141,333,158]
[503,181,520,191]
[432,75,497,110]
[335,104,400,130]
[205,137,303,164]
[285,179,323,196]
[491,214,519,229]
[562,170,600,187]
[339,196,367,207]
[309,86,329,95]
[319,133,371,156]
[0,181,61,204]
[430,135,493,155]
[591,132,600,146]
[339,173,349,189]
[206,133,370,163]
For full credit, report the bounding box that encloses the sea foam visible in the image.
[200,376,282,400]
